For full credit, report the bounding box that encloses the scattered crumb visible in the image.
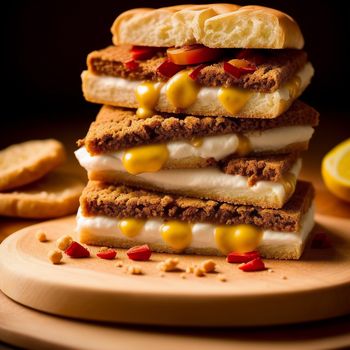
[268,269,275,273]
[35,230,47,242]
[282,275,288,280]
[56,235,73,250]
[180,273,187,279]
[157,257,179,272]
[200,259,216,273]
[194,267,205,277]
[186,264,196,274]
[159,273,165,278]
[48,249,62,264]
[115,261,124,268]
[217,274,227,282]
[127,265,143,275]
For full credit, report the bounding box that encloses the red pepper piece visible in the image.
[127,244,152,261]
[189,64,207,80]
[311,233,332,248]
[130,46,159,60]
[96,248,117,260]
[157,59,183,78]
[65,241,90,258]
[239,258,266,272]
[124,59,139,71]
[226,251,260,264]
[223,61,256,79]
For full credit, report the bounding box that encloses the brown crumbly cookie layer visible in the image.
[87,45,308,93]
[221,153,300,185]
[80,181,314,232]
[78,101,319,155]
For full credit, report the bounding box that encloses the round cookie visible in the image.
[0,171,85,218]
[0,139,66,191]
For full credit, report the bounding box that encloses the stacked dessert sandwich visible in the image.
[76,4,319,259]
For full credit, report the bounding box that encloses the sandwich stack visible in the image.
[76,4,319,259]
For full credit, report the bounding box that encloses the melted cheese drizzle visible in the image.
[135,82,160,118]
[166,70,200,109]
[217,87,251,115]
[122,144,169,175]
[117,218,262,253]
[119,218,145,237]
[214,224,263,254]
[160,221,192,250]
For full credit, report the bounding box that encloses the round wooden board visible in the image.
[0,214,350,327]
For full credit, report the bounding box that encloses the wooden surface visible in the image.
[0,213,350,327]
[0,290,350,350]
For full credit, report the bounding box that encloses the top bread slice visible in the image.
[112,4,304,49]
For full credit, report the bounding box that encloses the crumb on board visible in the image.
[127,265,143,275]
[157,257,179,272]
[194,267,205,277]
[35,230,47,242]
[48,249,63,264]
[200,259,216,273]
[56,235,73,250]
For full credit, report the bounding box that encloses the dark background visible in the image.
[1,0,350,146]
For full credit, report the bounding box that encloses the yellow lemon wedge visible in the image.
[322,139,350,202]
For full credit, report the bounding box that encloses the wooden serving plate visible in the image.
[0,214,349,327]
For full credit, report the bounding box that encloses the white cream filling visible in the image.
[76,204,314,250]
[76,125,313,165]
[75,147,301,201]
[81,63,314,116]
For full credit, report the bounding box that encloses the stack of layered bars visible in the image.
[76,4,319,259]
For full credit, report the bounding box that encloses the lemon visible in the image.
[321,139,350,202]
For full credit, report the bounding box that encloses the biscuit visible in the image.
[78,101,319,155]
[0,139,66,191]
[80,180,314,232]
[0,171,84,218]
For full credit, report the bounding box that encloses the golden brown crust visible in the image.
[80,180,314,232]
[220,153,300,184]
[88,45,307,93]
[111,4,304,49]
[78,102,319,155]
[0,139,66,191]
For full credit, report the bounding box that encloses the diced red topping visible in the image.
[157,59,183,78]
[311,233,332,249]
[227,251,260,264]
[123,59,139,71]
[167,45,223,65]
[65,241,90,258]
[223,59,257,79]
[96,249,117,260]
[239,258,266,272]
[130,46,159,60]
[127,244,152,261]
[189,64,207,80]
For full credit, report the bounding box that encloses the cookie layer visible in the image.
[0,172,85,218]
[80,180,314,232]
[77,203,315,260]
[88,45,307,93]
[0,139,66,191]
[78,101,319,155]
